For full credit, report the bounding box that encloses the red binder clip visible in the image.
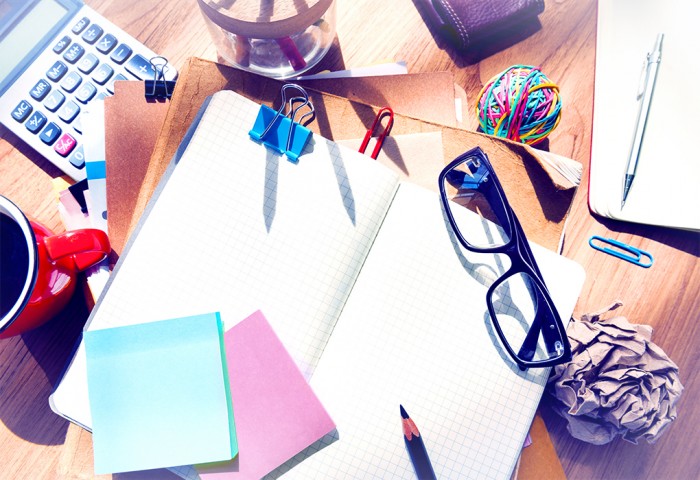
[359,107,394,159]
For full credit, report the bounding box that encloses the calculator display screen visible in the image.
[0,0,76,90]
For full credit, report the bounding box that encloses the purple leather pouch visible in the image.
[415,0,545,51]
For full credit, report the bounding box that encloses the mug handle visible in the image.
[44,229,111,271]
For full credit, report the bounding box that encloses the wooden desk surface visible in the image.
[1,1,698,479]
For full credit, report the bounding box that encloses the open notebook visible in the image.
[50,90,584,479]
[589,0,700,230]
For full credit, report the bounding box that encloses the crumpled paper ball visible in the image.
[547,302,683,445]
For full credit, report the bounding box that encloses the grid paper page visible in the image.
[51,90,400,434]
[285,183,585,479]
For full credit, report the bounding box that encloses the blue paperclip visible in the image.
[588,235,653,268]
[249,84,314,163]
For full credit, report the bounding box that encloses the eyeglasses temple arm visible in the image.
[510,214,567,362]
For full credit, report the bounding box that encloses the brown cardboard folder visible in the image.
[127,58,576,254]
[108,57,570,480]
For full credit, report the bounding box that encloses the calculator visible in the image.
[0,0,177,181]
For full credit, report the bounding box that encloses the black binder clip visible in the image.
[145,56,176,99]
[249,84,314,163]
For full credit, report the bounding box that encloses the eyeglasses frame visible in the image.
[438,147,572,369]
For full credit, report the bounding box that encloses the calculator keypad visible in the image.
[82,24,103,44]
[60,72,82,92]
[77,53,99,74]
[110,44,132,64]
[46,61,68,82]
[1,6,176,179]
[96,34,117,54]
[40,122,62,144]
[25,111,47,133]
[30,80,51,101]
[12,101,32,122]
[44,90,65,112]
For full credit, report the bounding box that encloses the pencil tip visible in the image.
[400,404,409,419]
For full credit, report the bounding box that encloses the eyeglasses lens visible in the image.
[491,272,566,364]
[442,158,512,250]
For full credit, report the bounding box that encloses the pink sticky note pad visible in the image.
[198,310,335,479]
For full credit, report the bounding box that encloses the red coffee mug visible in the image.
[0,195,110,338]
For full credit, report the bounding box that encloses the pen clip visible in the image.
[589,235,653,268]
[636,55,651,100]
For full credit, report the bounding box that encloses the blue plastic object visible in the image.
[588,235,653,268]
[248,84,314,163]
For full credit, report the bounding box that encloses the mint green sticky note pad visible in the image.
[84,312,237,474]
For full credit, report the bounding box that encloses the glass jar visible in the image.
[197,0,336,79]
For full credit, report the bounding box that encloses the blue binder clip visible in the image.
[249,84,314,163]
[589,235,653,268]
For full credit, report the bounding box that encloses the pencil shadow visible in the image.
[328,142,357,226]
[0,285,88,445]
[265,429,340,478]
[263,149,280,232]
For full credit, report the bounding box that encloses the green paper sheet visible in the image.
[84,312,237,474]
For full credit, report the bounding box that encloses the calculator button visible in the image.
[54,133,77,157]
[77,53,99,74]
[72,115,83,134]
[68,144,85,168]
[75,81,97,103]
[125,54,156,80]
[110,44,132,64]
[53,36,71,54]
[39,122,61,144]
[11,100,32,122]
[72,17,90,34]
[96,33,117,54]
[92,63,114,85]
[30,79,51,101]
[58,100,80,123]
[82,24,103,44]
[60,71,82,93]
[106,73,127,94]
[63,43,85,64]
[44,90,65,112]
[46,61,68,82]
[25,111,47,133]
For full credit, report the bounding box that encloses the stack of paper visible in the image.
[55,90,585,479]
[84,312,237,474]
[198,310,336,479]
[589,0,700,230]
[84,309,335,477]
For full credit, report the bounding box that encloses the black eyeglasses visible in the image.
[438,147,571,369]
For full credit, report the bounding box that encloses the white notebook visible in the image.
[50,90,584,479]
[590,0,700,230]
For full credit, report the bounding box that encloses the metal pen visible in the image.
[621,32,664,208]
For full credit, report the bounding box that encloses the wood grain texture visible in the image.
[1,1,698,479]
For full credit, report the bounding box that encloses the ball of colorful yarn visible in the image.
[476,65,562,145]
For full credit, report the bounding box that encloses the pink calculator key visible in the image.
[54,133,77,157]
